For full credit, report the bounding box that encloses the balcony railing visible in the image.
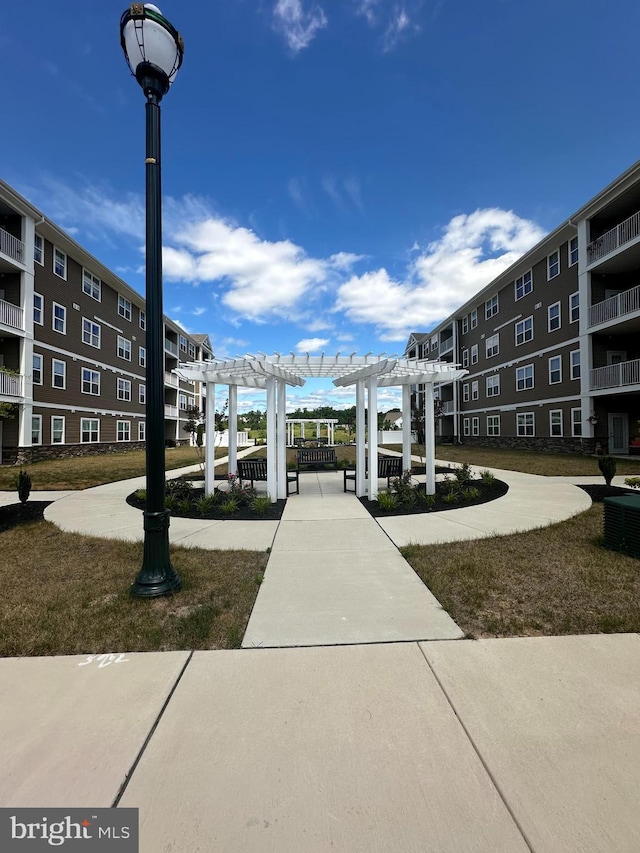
[439,338,454,355]
[164,405,178,418]
[0,298,24,331]
[164,338,178,356]
[164,370,179,387]
[0,371,23,397]
[587,210,640,264]
[441,401,455,414]
[588,283,640,327]
[591,358,640,391]
[0,227,24,263]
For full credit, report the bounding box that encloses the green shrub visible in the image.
[598,455,617,487]
[440,475,459,496]
[419,492,437,510]
[195,493,218,514]
[175,498,194,514]
[376,490,399,511]
[442,491,459,504]
[624,477,640,489]
[454,462,473,484]
[15,469,32,505]
[165,478,192,501]
[480,469,495,486]
[133,488,147,501]
[462,487,480,501]
[220,497,239,515]
[251,495,272,515]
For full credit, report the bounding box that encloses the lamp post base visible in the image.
[130,509,181,598]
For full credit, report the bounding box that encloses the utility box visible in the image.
[603,495,640,558]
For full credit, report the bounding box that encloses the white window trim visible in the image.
[52,302,66,335]
[82,269,102,302]
[462,349,469,368]
[517,412,535,437]
[516,364,534,392]
[81,368,100,396]
[51,358,66,390]
[514,270,533,301]
[549,355,562,385]
[53,247,67,280]
[117,336,132,361]
[51,415,66,445]
[486,334,499,358]
[32,353,43,385]
[547,249,560,280]
[568,236,579,267]
[548,301,561,332]
[486,375,500,397]
[81,417,100,444]
[139,310,146,331]
[470,309,477,329]
[138,421,146,441]
[82,318,101,349]
[462,316,468,334]
[118,295,132,322]
[570,349,580,380]
[569,292,579,324]
[32,414,42,445]
[117,420,131,442]
[117,378,132,402]
[571,407,582,437]
[462,383,470,402]
[487,415,500,436]
[33,292,44,326]
[139,346,146,367]
[463,417,470,437]
[485,295,499,320]
[471,344,478,365]
[515,316,533,346]
[549,409,563,437]
[34,234,44,266]
[471,380,479,401]
[139,384,146,404]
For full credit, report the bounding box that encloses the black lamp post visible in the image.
[120,3,183,597]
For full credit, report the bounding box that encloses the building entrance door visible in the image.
[608,413,628,455]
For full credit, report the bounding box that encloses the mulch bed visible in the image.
[127,489,287,521]
[576,484,638,503]
[361,479,509,517]
[0,501,52,533]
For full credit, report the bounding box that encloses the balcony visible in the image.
[439,338,454,355]
[587,210,640,265]
[0,227,24,264]
[0,298,24,331]
[164,370,179,387]
[164,338,178,356]
[441,400,455,415]
[0,370,23,397]
[164,405,178,418]
[591,358,640,391]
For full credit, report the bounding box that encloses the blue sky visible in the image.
[5,0,640,410]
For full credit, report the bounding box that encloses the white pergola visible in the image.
[177,353,466,502]
[286,418,338,445]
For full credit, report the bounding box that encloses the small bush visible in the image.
[133,488,147,501]
[175,498,194,514]
[165,478,193,501]
[442,491,459,504]
[480,469,495,486]
[251,495,272,515]
[454,462,473,485]
[440,475,459,496]
[462,487,480,501]
[377,491,399,511]
[598,455,617,486]
[15,469,32,505]
[220,497,239,515]
[419,492,437,510]
[624,477,640,489]
[195,493,218,515]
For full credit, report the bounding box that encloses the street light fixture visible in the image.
[120,3,183,597]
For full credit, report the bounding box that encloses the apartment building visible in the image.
[406,160,640,455]
[0,179,212,464]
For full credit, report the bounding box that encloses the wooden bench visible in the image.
[296,448,338,470]
[237,459,299,496]
[343,456,403,492]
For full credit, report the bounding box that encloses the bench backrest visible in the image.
[378,456,403,478]
[296,448,337,463]
[237,459,268,480]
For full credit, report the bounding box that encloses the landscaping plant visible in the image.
[15,469,31,505]
[598,455,617,486]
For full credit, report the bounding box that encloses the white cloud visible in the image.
[191,307,207,316]
[296,337,331,352]
[355,0,382,25]
[273,0,328,52]
[382,6,413,52]
[334,208,546,341]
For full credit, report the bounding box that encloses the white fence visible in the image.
[0,371,23,396]
[589,284,640,327]
[587,210,640,264]
[0,227,24,263]
[590,358,640,390]
[377,430,417,444]
[0,298,24,330]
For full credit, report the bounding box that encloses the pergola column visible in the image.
[277,379,287,500]
[367,375,379,500]
[402,384,412,475]
[266,376,277,502]
[228,383,238,476]
[205,381,216,495]
[356,380,366,497]
[425,383,436,495]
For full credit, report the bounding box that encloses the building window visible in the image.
[486,375,500,397]
[81,418,100,443]
[486,334,499,358]
[472,416,479,437]
[32,353,42,385]
[516,364,534,391]
[139,310,146,331]
[33,292,43,325]
[117,377,132,401]
[82,318,101,348]
[515,316,533,346]
[471,344,478,365]
[54,247,67,279]
[517,412,535,436]
[471,380,479,400]
[569,292,579,324]
[470,309,477,329]
[570,350,581,380]
[463,417,470,436]
[485,294,499,319]
[117,336,131,361]
[487,415,500,436]
[139,384,146,404]
[118,295,132,321]
[515,270,533,300]
[82,270,101,301]
[550,410,563,437]
[138,421,146,441]
[34,234,44,265]
[188,342,196,358]
[462,349,469,368]
[462,383,470,402]
[32,415,42,445]
[462,315,468,334]
[547,250,560,279]
[548,301,561,332]
[549,355,562,384]
[139,346,146,367]
[52,303,66,334]
[571,408,582,437]
[81,368,100,395]
[52,359,66,389]
[51,416,65,444]
[179,393,188,410]
[117,420,131,442]
[569,236,578,266]
[179,334,188,352]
